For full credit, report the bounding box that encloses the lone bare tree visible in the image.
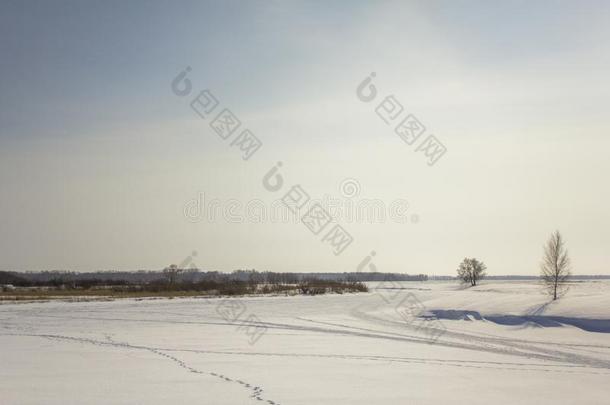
[541,230,571,300]
[457,258,487,287]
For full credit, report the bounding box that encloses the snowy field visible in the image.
[2,281,610,404]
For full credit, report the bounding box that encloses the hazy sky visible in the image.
[1,0,609,275]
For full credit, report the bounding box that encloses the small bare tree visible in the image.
[163,264,182,286]
[457,258,487,287]
[541,230,571,300]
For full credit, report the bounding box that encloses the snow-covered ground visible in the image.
[1,281,609,404]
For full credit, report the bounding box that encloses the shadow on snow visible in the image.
[430,310,610,333]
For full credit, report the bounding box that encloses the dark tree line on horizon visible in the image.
[0,269,428,288]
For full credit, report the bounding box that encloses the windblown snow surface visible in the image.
[2,281,610,404]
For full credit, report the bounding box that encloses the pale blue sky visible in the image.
[1,1,609,274]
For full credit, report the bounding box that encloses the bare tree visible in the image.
[457,258,487,287]
[541,230,571,300]
[163,264,182,286]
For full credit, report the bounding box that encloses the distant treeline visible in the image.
[0,270,370,297]
[0,269,428,287]
[473,275,610,280]
[3,271,607,288]
[0,270,427,287]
